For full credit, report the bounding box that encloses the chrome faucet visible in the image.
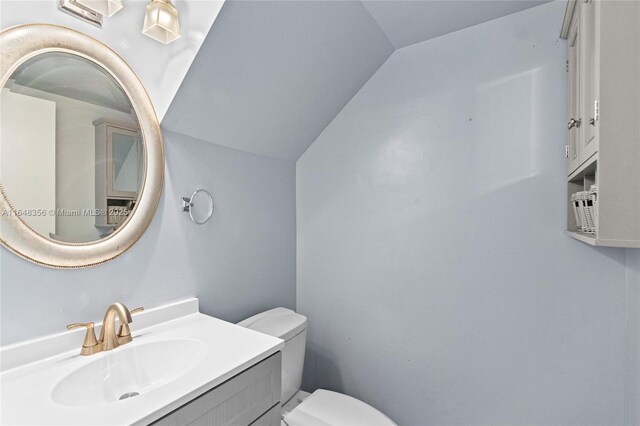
[67,303,143,356]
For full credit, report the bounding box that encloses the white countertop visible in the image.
[0,299,284,425]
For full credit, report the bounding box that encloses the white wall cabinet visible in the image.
[565,0,599,175]
[566,9,582,174]
[581,0,598,162]
[561,0,640,247]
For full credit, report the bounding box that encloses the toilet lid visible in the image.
[282,390,396,426]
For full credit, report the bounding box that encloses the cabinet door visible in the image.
[580,0,598,162]
[567,15,582,175]
[106,125,142,199]
[151,353,281,426]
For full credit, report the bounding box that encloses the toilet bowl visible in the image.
[238,308,396,426]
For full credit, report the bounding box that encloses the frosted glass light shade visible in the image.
[75,0,123,17]
[142,0,181,45]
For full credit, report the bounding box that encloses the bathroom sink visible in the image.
[52,339,207,407]
[0,299,284,425]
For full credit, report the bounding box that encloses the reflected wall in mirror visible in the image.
[0,52,143,243]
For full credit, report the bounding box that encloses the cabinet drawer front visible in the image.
[152,352,281,426]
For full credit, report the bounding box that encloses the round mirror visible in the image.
[2,52,143,243]
[0,25,164,268]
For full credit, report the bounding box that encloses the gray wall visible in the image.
[296,2,637,424]
[627,249,640,425]
[0,129,296,345]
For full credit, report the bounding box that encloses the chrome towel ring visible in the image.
[181,189,214,224]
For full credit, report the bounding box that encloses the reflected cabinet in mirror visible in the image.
[0,24,164,268]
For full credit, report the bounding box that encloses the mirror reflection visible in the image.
[0,52,143,243]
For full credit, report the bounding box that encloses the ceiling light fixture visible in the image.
[142,0,181,45]
[75,0,123,17]
[59,0,181,46]
[59,0,103,27]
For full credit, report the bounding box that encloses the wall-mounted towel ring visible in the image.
[182,189,214,224]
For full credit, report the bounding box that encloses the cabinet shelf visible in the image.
[567,153,597,183]
[566,231,640,249]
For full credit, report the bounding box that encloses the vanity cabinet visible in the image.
[561,0,640,247]
[151,352,282,426]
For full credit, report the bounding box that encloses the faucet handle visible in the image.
[117,307,144,344]
[67,322,102,356]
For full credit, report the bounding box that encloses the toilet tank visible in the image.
[238,308,307,404]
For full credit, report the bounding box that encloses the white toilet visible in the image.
[238,308,396,426]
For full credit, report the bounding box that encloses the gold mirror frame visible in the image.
[0,24,164,268]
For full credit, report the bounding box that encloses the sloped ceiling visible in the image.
[161,0,395,160]
[0,0,225,121]
[2,1,553,161]
[1,1,553,160]
[163,0,553,160]
[362,0,552,49]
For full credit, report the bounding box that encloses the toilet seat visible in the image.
[282,390,396,426]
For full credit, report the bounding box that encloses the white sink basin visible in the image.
[52,339,207,407]
[0,299,285,425]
